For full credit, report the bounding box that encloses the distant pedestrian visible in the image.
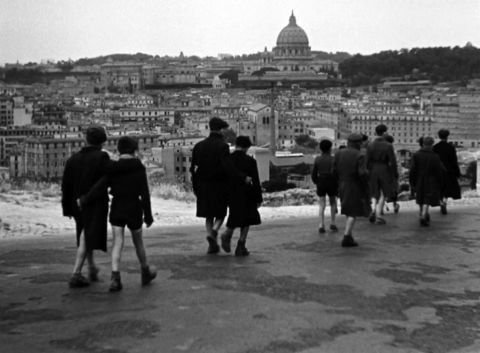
[220,136,263,256]
[80,136,156,292]
[384,134,400,214]
[190,117,251,254]
[433,129,461,214]
[333,133,372,247]
[311,139,338,234]
[366,124,398,225]
[409,136,446,226]
[61,126,109,288]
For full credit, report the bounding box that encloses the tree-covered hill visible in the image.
[339,46,480,86]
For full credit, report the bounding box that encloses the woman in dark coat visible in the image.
[433,129,461,214]
[333,134,372,247]
[220,136,263,256]
[61,126,110,288]
[409,136,446,226]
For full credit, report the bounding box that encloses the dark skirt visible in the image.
[443,172,461,199]
[226,198,261,228]
[339,180,372,218]
[74,200,108,252]
[195,180,228,218]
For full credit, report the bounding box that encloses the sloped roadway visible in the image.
[1,204,480,353]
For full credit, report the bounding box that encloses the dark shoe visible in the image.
[318,226,326,234]
[394,203,400,214]
[341,235,358,247]
[220,232,232,253]
[375,217,386,225]
[420,217,430,227]
[329,224,338,232]
[369,212,376,223]
[88,266,99,282]
[235,241,250,257]
[141,266,157,286]
[109,272,123,292]
[206,236,220,254]
[440,203,447,215]
[69,273,90,288]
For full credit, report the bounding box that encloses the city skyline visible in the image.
[1,0,479,65]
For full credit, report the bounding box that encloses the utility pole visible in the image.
[270,82,280,156]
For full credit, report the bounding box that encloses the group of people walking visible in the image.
[61,118,462,290]
[311,124,461,247]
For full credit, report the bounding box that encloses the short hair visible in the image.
[423,136,434,147]
[418,136,424,147]
[438,129,450,139]
[86,126,107,146]
[362,134,369,142]
[117,136,138,154]
[235,135,252,148]
[209,117,229,131]
[319,139,332,152]
[375,124,388,136]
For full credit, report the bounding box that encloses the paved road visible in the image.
[1,204,480,353]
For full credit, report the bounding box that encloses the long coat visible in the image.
[226,150,263,228]
[61,146,110,251]
[190,132,245,218]
[433,140,461,199]
[409,147,446,206]
[366,136,398,199]
[333,147,371,218]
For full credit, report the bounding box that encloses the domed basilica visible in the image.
[243,12,338,79]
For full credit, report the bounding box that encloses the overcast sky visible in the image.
[1,0,479,64]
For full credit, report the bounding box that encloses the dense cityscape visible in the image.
[1,12,479,190]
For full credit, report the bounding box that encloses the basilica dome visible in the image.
[273,12,311,60]
[276,12,309,46]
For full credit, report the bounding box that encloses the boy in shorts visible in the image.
[81,136,156,292]
[311,139,338,233]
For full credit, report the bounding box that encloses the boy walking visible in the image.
[220,136,263,256]
[311,139,338,234]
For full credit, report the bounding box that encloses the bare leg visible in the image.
[212,217,224,236]
[205,217,214,237]
[329,196,337,226]
[341,216,358,247]
[72,231,87,274]
[345,216,356,236]
[111,226,125,272]
[375,191,385,217]
[318,196,326,228]
[131,227,148,268]
[239,226,250,243]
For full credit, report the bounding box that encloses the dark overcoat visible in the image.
[190,132,245,218]
[226,150,263,228]
[81,158,153,227]
[333,147,371,218]
[409,147,445,206]
[366,137,398,199]
[433,140,461,199]
[61,146,110,251]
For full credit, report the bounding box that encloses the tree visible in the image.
[222,128,237,145]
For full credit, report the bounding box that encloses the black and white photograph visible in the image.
[1,0,480,351]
